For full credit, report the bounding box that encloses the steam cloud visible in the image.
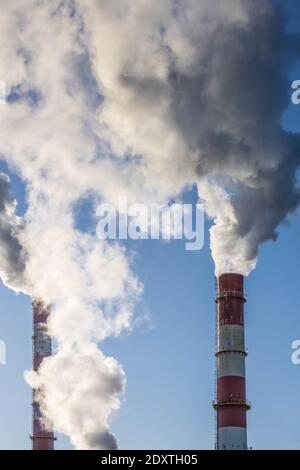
[0,173,27,292]
[0,0,141,450]
[0,0,299,449]
[78,0,300,275]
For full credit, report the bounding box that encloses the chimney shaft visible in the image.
[214,273,250,450]
[31,300,55,450]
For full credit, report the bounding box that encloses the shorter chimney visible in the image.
[31,299,55,450]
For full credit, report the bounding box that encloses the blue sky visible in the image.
[0,0,300,450]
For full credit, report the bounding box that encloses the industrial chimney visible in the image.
[214,273,250,450]
[31,300,55,450]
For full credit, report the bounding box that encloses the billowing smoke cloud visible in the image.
[0,0,299,449]
[26,344,125,450]
[0,172,27,292]
[0,0,141,449]
[78,0,300,275]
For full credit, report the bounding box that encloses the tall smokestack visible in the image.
[214,274,250,450]
[31,300,55,450]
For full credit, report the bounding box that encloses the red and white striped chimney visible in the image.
[214,273,250,450]
[31,300,55,450]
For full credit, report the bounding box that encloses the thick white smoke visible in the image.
[78,0,300,275]
[0,0,141,450]
[0,173,27,292]
[0,0,299,449]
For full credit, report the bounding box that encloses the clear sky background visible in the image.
[0,0,300,450]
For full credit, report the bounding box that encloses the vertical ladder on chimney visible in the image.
[214,276,218,450]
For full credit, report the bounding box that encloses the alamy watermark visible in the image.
[96,197,205,251]
[289,83,300,364]
[0,80,6,105]
[291,340,300,365]
[0,340,6,365]
[291,80,300,105]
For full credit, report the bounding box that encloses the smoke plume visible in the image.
[77,0,300,275]
[0,172,27,292]
[0,0,141,449]
[0,0,299,449]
